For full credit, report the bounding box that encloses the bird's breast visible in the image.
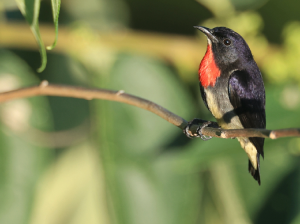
[199,44,221,88]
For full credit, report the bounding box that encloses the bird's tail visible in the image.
[248,153,261,185]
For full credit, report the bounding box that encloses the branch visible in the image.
[0,81,299,140]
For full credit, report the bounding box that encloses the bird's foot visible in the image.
[196,121,213,141]
[184,119,218,140]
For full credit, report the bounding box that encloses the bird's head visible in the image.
[195,26,254,68]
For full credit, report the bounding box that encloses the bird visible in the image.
[185,26,266,185]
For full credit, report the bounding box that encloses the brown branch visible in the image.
[0,81,299,139]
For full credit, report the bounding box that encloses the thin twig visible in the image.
[0,82,299,139]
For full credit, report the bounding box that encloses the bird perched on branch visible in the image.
[185,26,266,185]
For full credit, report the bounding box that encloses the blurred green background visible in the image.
[1,0,300,223]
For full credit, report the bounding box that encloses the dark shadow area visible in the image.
[124,0,212,35]
[254,162,300,224]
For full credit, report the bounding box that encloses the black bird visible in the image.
[186,26,266,185]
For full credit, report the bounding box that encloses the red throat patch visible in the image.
[199,44,221,88]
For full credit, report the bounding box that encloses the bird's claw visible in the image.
[183,119,216,140]
[183,120,196,138]
[196,121,213,141]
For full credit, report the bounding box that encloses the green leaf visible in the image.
[15,0,47,72]
[108,54,194,154]
[0,50,54,224]
[228,0,269,10]
[46,0,61,50]
[92,54,196,224]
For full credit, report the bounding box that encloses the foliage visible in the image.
[1,0,300,224]
[15,0,61,71]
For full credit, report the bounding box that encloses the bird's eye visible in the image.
[223,39,231,46]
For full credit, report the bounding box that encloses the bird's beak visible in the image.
[194,26,218,43]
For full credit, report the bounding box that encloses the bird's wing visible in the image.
[199,83,209,110]
[228,69,266,157]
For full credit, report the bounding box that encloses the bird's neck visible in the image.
[199,44,221,88]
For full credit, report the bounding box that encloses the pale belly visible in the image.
[204,87,258,169]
